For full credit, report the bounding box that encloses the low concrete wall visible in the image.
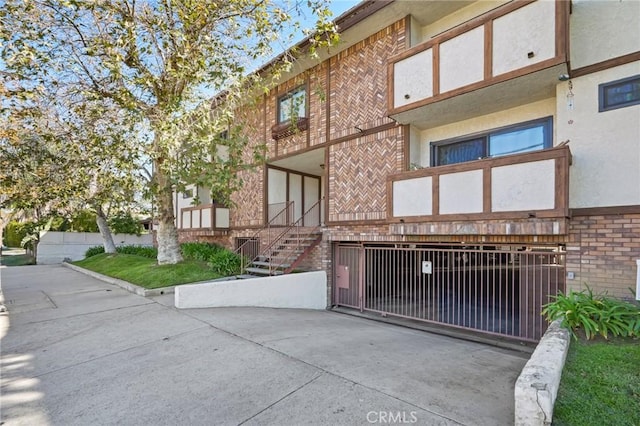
[514,319,570,425]
[37,231,153,264]
[175,271,327,310]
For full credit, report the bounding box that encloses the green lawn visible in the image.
[73,253,223,289]
[553,337,640,426]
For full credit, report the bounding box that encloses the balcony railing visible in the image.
[179,203,230,231]
[388,0,569,119]
[388,145,571,234]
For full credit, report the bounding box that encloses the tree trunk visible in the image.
[155,160,183,265]
[96,206,117,253]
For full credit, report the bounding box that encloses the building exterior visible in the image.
[175,0,640,341]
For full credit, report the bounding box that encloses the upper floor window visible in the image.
[599,75,640,112]
[278,86,306,123]
[431,117,553,166]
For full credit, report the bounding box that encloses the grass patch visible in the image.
[73,253,223,289]
[553,337,640,425]
[0,253,35,266]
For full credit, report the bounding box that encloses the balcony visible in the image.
[387,145,571,236]
[388,0,569,128]
[179,203,230,233]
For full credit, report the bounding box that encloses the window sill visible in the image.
[271,117,309,140]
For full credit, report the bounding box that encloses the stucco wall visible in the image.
[557,62,640,209]
[419,1,506,42]
[570,0,640,70]
[175,271,327,310]
[440,26,484,93]
[37,231,153,264]
[492,0,556,76]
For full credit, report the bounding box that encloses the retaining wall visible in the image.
[37,231,153,264]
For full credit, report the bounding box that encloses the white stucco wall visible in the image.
[175,271,327,310]
[439,26,484,93]
[439,170,484,214]
[37,231,153,264]
[394,48,433,108]
[570,0,640,70]
[417,99,556,167]
[557,62,640,208]
[393,177,432,217]
[492,0,556,76]
[492,160,556,212]
[419,1,506,42]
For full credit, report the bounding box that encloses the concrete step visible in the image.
[251,260,291,269]
[245,267,284,276]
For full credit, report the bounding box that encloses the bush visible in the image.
[116,245,157,259]
[542,287,640,340]
[4,220,37,247]
[84,245,157,259]
[181,242,222,261]
[109,212,142,235]
[85,246,105,258]
[208,249,243,276]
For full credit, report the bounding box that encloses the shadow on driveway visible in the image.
[0,265,528,425]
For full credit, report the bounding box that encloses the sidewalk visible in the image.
[0,265,528,425]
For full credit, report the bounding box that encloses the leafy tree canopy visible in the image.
[1,0,339,263]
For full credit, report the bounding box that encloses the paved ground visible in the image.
[0,264,529,425]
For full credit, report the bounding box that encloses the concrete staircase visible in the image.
[244,230,322,276]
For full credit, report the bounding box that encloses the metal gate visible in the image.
[333,244,565,341]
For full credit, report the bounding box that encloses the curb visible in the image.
[514,319,570,425]
[62,262,176,297]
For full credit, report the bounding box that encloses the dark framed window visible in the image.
[277,86,306,123]
[431,117,553,166]
[182,189,193,199]
[599,75,640,112]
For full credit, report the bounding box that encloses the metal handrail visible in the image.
[235,201,294,272]
[262,198,323,275]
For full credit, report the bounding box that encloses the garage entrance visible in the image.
[333,244,565,341]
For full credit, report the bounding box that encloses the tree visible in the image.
[1,0,338,264]
[0,90,144,254]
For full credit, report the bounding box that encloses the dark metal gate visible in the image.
[333,244,565,341]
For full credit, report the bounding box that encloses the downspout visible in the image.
[636,259,640,301]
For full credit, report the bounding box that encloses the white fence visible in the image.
[37,231,153,265]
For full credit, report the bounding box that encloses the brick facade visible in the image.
[176,8,640,308]
[566,213,640,299]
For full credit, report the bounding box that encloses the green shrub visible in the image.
[84,245,157,259]
[109,212,142,235]
[542,287,640,340]
[181,242,222,261]
[116,245,157,259]
[85,246,105,258]
[208,249,242,276]
[4,220,38,248]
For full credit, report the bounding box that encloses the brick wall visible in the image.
[328,126,404,222]
[176,230,232,248]
[566,213,640,299]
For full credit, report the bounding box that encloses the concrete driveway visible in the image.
[0,265,528,425]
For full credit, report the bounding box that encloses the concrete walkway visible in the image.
[0,265,528,425]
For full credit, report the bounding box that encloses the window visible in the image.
[599,75,640,112]
[182,189,193,199]
[278,87,306,123]
[431,117,553,166]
